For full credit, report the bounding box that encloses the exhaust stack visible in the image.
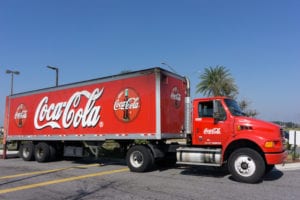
[184,76,192,137]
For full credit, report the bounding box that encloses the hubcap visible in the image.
[23,147,30,157]
[37,148,44,158]
[130,151,144,168]
[234,155,256,177]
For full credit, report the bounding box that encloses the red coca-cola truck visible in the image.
[3,67,286,183]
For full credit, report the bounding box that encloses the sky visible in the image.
[0,0,299,126]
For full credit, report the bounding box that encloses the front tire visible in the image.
[126,145,154,172]
[228,148,265,183]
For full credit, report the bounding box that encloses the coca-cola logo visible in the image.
[203,128,221,135]
[34,88,104,129]
[15,104,28,127]
[170,87,181,108]
[114,88,140,122]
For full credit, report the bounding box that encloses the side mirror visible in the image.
[213,100,221,123]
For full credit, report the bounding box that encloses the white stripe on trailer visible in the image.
[155,70,161,140]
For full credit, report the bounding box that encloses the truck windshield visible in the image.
[224,99,246,116]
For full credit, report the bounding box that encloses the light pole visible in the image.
[3,69,20,159]
[47,66,59,86]
[161,62,177,73]
[6,69,20,95]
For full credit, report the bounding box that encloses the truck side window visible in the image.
[215,100,227,121]
[198,101,213,118]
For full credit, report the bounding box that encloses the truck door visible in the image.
[192,100,229,146]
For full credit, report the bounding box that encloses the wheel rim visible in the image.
[36,148,44,159]
[23,147,30,158]
[234,155,256,177]
[130,151,144,168]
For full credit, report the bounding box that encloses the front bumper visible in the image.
[265,150,288,165]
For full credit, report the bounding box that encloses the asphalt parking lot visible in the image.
[0,152,300,200]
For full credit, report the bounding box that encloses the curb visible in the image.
[275,162,300,171]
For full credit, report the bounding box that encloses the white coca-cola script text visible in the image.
[113,97,140,111]
[34,88,104,129]
[203,128,221,134]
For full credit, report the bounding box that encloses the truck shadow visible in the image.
[70,157,284,183]
[263,169,284,181]
[70,157,127,166]
[178,165,284,183]
[178,166,230,178]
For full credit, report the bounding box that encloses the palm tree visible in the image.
[196,65,238,98]
[239,99,259,117]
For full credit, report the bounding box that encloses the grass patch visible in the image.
[98,140,125,158]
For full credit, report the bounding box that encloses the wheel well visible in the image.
[224,139,265,163]
[122,140,167,159]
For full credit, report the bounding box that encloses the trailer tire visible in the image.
[35,142,51,163]
[20,142,35,161]
[228,148,265,183]
[126,145,154,172]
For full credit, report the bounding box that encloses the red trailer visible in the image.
[5,68,186,141]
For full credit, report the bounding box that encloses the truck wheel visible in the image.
[228,148,265,183]
[35,142,51,163]
[126,145,154,172]
[20,142,35,161]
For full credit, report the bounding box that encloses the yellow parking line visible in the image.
[0,163,100,180]
[0,167,129,195]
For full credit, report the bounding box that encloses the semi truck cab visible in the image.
[177,96,287,183]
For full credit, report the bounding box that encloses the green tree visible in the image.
[196,65,238,98]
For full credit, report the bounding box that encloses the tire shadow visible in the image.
[263,168,284,181]
[178,165,230,178]
[177,165,283,183]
